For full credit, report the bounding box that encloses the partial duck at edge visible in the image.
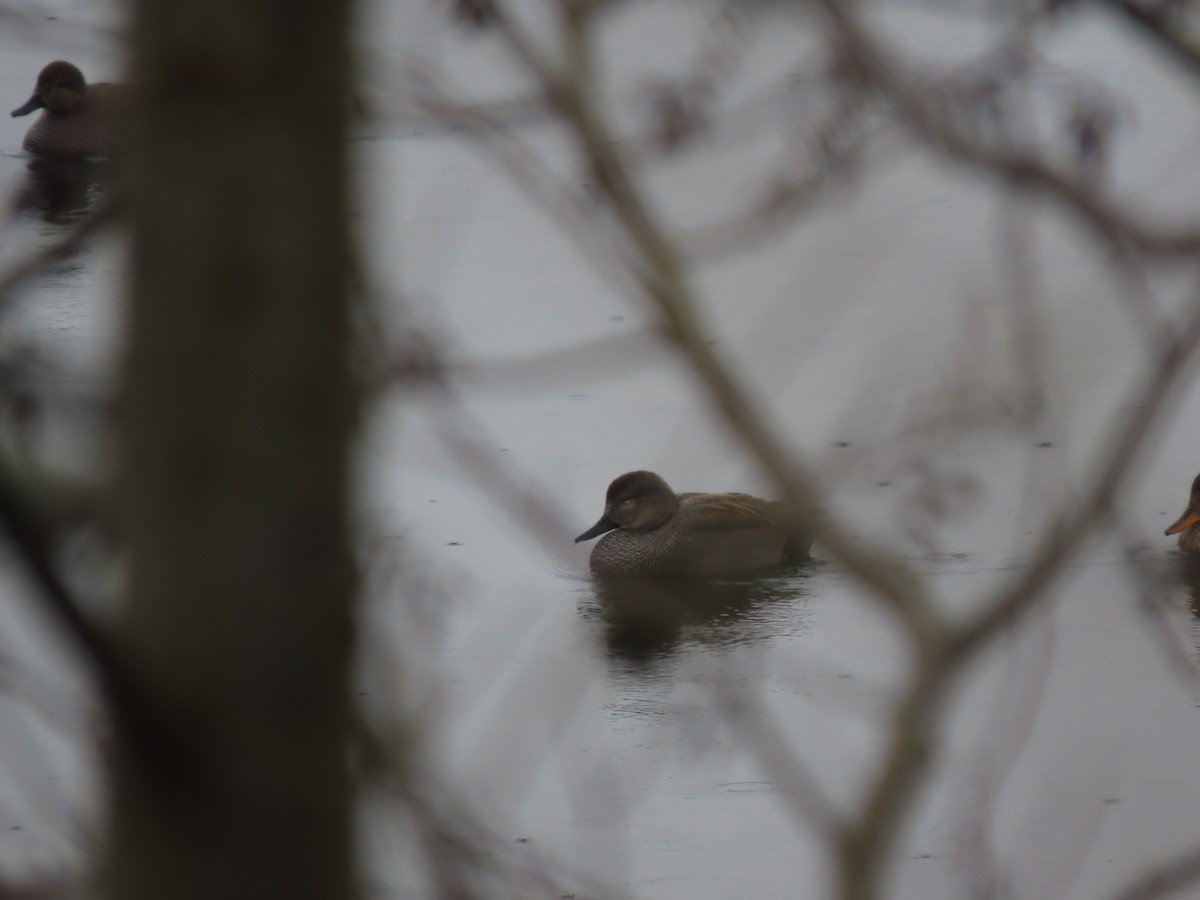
[1166,472,1200,553]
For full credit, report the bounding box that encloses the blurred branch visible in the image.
[433,388,578,556]
[405,66,649,302]
[449,331,662,389]
[681,124,877,261]
[0,198,120,307]
[714,680,842,837]
[0,457,185,784]
[951,278,1200,662]
[364,724,626,900]
[815,0,1200,260]
[1117,525,1200,690]
[1096,0,1200,82]
[369,327,578,558]
[1110,842,1200,900]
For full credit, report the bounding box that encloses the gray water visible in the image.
[4,3,1200,899]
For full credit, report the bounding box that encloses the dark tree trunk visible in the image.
[110,2,358,898]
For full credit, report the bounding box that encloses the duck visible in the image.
[1166,473,1200,553]
[11,61,124,157]
[575,470,811,576]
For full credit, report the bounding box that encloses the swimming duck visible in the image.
[575,470,811,576]
[1166,473,1200,553]
[11,61,124,157]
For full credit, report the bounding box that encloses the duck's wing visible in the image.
[683,492,812,562]
[681,492,790,532]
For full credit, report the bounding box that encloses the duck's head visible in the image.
[575,470,679,542]
[1165,472,1200,545]
[12,61,88,118]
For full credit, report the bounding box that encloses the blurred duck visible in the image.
[11,61,124,157]
[1166,473,1200,553]
[575,470,811,576]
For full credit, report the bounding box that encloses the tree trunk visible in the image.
[110,2,358,898]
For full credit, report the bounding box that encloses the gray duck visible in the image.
[575,470,811,576]
[12,61,124,157]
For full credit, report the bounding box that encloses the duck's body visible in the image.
[1166,473,1200,553]
[12,61,124,157]
[575,470,811,576]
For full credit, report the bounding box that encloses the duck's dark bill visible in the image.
[11,96,42,118]
[1166,509,1200,536]
[575,516,617,543]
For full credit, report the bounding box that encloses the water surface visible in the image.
[5,5,1200,899]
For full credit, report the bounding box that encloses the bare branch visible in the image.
[815,0,1200,260]
[1096,0,1200,82]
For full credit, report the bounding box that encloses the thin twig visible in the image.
[815,0,1200,260]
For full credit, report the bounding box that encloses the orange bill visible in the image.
[1165,508,1200,536]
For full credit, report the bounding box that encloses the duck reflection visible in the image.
[14,156,117,224]
[1173,556,1200,623]
[577,569,811,666]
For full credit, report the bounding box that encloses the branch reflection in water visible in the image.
[576,566,814,667]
